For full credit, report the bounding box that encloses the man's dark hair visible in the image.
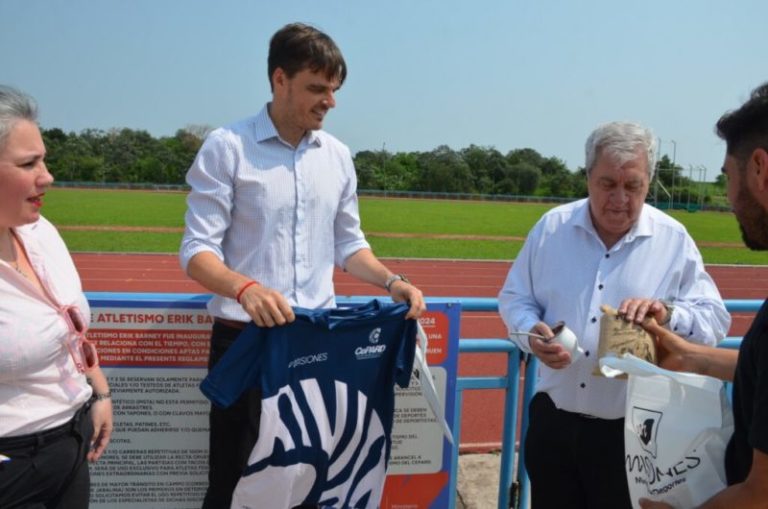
[267,23,347,91]
[716,82,768,160]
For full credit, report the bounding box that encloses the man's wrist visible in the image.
[384,274,410,292]
[236,280,260,303]
[659,300,675,326]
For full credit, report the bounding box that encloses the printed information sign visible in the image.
[381,302,460,508]
[88,296,211,508]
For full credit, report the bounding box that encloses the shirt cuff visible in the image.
[668,306,692,339]
[179,243,222,272]
[336,239,371,268]
[509,318,540,354]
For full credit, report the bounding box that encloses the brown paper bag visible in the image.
[593,304,657,377]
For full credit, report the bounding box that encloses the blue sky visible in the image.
[2,0,767,180]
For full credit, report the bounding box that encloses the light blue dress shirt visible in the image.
[180,105,370,320]
[498,198,731,419]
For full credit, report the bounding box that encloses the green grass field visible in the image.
[45,188,187,227]
[44,188,767,265]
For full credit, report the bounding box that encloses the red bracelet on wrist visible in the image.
[235,280,259,304]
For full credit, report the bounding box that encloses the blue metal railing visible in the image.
[449,338,521,509]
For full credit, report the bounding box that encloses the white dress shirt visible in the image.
[180,105,370,320]
[0,217,92,436]
[498,198,730,419]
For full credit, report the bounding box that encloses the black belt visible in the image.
[0,404,88,449]
[214,317,248,330]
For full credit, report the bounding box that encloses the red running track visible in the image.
[74,253,766,452]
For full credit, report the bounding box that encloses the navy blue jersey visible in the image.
[200,300,417,509]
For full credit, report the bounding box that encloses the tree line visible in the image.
[41,126,718,201]
[42,126,208,185]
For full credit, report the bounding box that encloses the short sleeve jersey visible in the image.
[726,297,768,484]
[200,300,417,509]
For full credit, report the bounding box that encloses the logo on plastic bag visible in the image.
[632,407,662,458]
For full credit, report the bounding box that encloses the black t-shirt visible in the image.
[726,298,768,484]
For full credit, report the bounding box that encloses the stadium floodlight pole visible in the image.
[654,137,664,205]
[657,137,663,161]
[670,139,677,205]
[670,139,677,165]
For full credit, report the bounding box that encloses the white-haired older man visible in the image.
[499,121,730,509]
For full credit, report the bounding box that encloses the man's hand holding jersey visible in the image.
[238,282,295,328]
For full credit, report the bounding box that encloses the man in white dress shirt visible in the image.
[498,121,730,509]
[180,23,425,509]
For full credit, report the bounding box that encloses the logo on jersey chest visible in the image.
[288,352,329,369]
[355,327,387,359]
[355,344,387,359]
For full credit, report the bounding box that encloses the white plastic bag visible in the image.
[600,354,734,509]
